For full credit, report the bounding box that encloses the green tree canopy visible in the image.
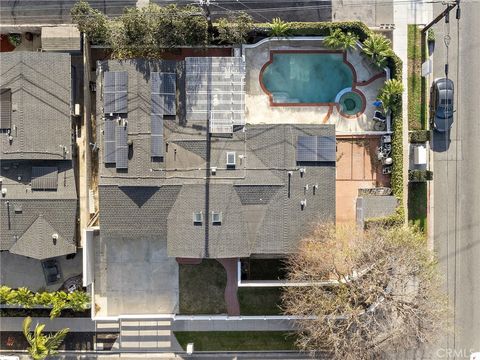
[216,11,254,44]
[71,0,110,44]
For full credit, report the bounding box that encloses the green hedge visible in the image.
[409,130,430,143]
[253,21,371,41]
[364,206,405,229]
[409,169,433,182]
[0,286,90,319]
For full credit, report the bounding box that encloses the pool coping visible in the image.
[258,49,385,119]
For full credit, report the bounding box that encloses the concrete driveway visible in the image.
[94,236,179,316]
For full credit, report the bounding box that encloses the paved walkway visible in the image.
[217,258,240,316]
[392,0,433,219]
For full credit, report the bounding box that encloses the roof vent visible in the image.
[1,188,7,196]
[211,167,217,175]
[193,211,203,225]
[226,152,236,167]
[299,168,306,177]
[212,212,222,225]
[300,199,307,210]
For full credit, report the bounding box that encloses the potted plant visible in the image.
[7,33,22,47]
[427,28,435,56]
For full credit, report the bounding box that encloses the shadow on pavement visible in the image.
[430,129,451,152]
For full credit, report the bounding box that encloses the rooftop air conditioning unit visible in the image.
[226,152,236,167]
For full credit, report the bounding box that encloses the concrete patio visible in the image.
[0,252,82,291]
[94,236,179,317]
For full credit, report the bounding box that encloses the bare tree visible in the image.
[282,224,448,360]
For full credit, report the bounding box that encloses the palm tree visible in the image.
[323,29,359,50]
[378,79,404,113]
[23,317,69,360]
[362,33,393,69]
[269,18,290,37]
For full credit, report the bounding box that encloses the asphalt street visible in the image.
[431,1,480,358]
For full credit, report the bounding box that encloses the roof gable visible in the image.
[9,214,75,260]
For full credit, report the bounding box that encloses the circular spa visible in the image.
[336,88,364,116]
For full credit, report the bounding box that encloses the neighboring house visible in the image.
[96,58,336,260]
[0,52,77,260]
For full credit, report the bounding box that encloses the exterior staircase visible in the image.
[118,318,174,352]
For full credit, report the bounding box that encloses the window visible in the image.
[212,212,222,225]
[226,152,236,167]
[0,88,12,130]
[193,211,203,225]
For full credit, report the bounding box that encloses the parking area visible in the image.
[94,236,179,316]
[0,252,82,291]
[336,136,390,223]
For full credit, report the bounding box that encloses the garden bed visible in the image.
[408,182,427,232]
[238,287,283,315]
[0,331,118,351]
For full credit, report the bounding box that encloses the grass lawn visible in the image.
[408,182,427,232]
[174,331,298,351]
[238,287,283,315]
[245,258,287,280]
[407,25,427,130]
[179,259,227,315]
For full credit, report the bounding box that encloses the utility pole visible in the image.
[198,0,214,42]
[421,0,460,35]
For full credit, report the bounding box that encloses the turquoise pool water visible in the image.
[261,53,354,103]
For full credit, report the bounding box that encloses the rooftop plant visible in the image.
[269,18,291,37]
[323,28,359,50]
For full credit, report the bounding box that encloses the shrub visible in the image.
[409,170,433,182]
[268,18,291,37]
[323,28,359,50]
[362,32,393,69]
[409,130,430,143]
[7,33,22,47]
[216,11,254,44]
[0,286,90,319]
[378,79,404,114]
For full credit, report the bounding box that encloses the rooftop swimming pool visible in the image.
[261,52,355,104]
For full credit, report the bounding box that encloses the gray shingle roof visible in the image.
[0,52,72,160]
[0,160,77,259]
[96,60,336,258]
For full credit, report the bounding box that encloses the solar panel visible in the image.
[0,88,12,129]
[164,95,176,115]
[151,115,163,157]
[104,119,116,163]
[103,71,128,114]
[115,122,128,169]
[296,136,318,162]
[151,72,176,115]
[296,135,336,163]
[31,167,58,190]
[163,73,176,94]
[152,94,163,116]
[317,136,336,162]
